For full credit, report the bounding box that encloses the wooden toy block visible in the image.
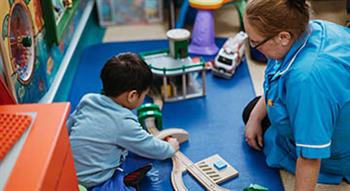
[193,154,238,184]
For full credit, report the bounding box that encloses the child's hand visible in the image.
[166,137,179,152]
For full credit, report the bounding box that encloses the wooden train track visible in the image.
[144,117,232,191]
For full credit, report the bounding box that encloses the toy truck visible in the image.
[212,31,248,79]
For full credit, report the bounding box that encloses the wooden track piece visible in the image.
[144,117,234,191]
[156,128,189,144]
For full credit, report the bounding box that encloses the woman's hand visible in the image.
[245,117,264,150]
[244,94,267,151]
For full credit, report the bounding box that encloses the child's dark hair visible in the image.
[100,52,153,97]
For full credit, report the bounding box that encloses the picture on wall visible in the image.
[96,0,163,27]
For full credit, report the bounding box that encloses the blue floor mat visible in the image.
[68,39,283,191]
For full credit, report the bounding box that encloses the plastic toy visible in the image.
[137,103,163,130]
[123,163,153,190]
[41,0,80,45]
[175,0,246,30]
[243,184,269,191]
[167,29,191,59]
[188,0,247,55]
[0,113,32,161]
[212,31,248,79]
[141,50,206,102]
[141,29,206,102]
[188,0,224,55]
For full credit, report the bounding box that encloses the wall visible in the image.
[0,0,91,103]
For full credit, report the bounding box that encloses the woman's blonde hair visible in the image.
[245,0,309,39]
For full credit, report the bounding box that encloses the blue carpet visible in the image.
[68,39,283,191]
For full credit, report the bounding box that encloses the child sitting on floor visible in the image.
[67,52,179,191]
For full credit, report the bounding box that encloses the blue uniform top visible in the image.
[67,93,175,188]
[263,20,350,184]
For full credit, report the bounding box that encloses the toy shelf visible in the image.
[141,50,206,102]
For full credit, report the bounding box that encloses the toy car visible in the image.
[212,31,248,79]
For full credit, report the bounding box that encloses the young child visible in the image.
[67,52,179,190]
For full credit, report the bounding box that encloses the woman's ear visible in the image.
[127,90,138,103]
[278,31,292,46]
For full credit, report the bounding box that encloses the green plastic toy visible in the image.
[137,103,162,130]
[243,184,268,191]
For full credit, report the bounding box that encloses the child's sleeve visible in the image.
[66,110,77,135]
[116,117,175,160]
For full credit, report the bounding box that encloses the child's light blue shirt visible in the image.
[67,93,175,188]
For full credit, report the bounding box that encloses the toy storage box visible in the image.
[96,0,163,27]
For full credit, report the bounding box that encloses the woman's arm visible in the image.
[295,157,321,191]
[249,94,267,122]
[245,94,268,150]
